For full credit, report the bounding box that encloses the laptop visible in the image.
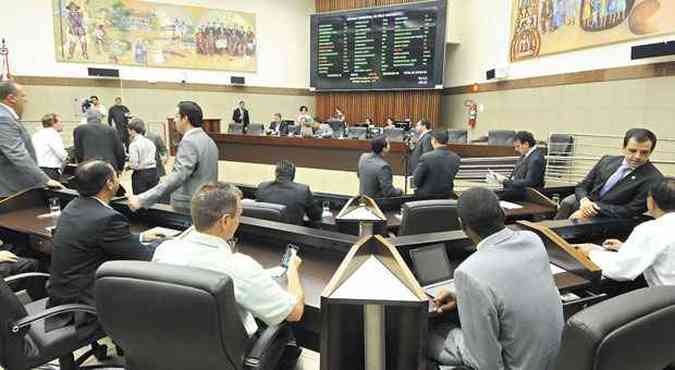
[409,244,457,298]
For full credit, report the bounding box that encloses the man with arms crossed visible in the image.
[430,187,563,370]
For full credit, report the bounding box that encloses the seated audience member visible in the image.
[577,177,675,287]
[256,160,322,225]
[492,131,546,200]
[153,182,305,338]
[555,128,663,220]
[269,113,289,136]
[429,188,563,370]
[384,117,396,129]
[358,135,402,198]
[74,109,126,172]
[413,129,460,199]
[47,160,158,329]
[32,113,67,181]
[127,118,158,195]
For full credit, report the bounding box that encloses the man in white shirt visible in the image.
[153,182,305,338]
[126,118,158,195]
[577,177,675,287]
[32,113,67,181]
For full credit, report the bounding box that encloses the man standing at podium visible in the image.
[232,100,250,132]
[0,81,63,198]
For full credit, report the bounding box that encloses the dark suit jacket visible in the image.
[256,179,322,225]
[413,147,460,198]
[146,132,168,177]
[47,197,154,328]
[408,131,434,175]
[503,148,546,192]
[269,120,290,136]
[107,105,130,146]
[73,122,126,171]
[358,152,402,198]
[575,155,663,218]
[232,108,250,126]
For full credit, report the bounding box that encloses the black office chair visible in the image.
[555,286,675,370]
[0,273,109,370]
[228,123,244,134]
[95,261,295,370]
[447,129,468,144]
[243,202,289,223]
[383,128,405,142]
[487,130,516,146]
[288,125,302,136]
[398,200,461,236]
[348,127,367,139]
[247,123,265,136]
[547,134,574,178]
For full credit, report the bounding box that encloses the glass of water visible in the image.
[48,197,61,215]
[322,201,331,217]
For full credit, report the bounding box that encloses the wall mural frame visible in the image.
[53,0,257,72]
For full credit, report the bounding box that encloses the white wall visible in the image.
[444,0,675,87]
[1,0,314,88]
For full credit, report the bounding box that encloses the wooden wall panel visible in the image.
[316,90,441,126]
[315,0,441,127]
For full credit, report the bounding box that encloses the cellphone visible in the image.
[281,244,300,269]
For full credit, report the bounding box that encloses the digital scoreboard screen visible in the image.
[310,0,446,91]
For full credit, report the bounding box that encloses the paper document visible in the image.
[549,263,566,275]
[499,200,523,210]
[145,227,182,238]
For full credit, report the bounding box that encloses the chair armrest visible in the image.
[11,304,97,333]
[244,325,285,369]
[4,272,50,284]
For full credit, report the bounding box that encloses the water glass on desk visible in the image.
[322,201,332,220]
[48,197,61,215]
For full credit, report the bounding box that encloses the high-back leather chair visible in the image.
[447,129,468,144]
[0,273,107,370]
[242,202,289,223]
[247,124,265,136]
[383,128,405,142]
[95,261,293,370]
[398,200,461,236]
[487,130,516,146]
[555,286,675,370]
[228,123,244,135]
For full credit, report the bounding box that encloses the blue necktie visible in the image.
[599,165,631,197]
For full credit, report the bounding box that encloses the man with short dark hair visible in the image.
[429,187,563,370]
[413,129,460,198]
[47,160,158,330]
[153,182,305,342]
[108,96,130,149]
[555,128,663,220]
[74,102,126,172]
[408,119,434,175]
[492,130,546,200]
[256,160,322,225]
[128,101,218,214]
[232,100,250,131]
[358,135,402,198]
[0,80,62,197]
[127,118,158,194]
[32,113,67,181]
[577,177,675,287]
[269,113,289,136]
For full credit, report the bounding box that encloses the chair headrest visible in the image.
[402,199,458,213]
[242,202,288,223]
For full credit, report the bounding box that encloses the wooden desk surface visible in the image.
[0,207,57,239]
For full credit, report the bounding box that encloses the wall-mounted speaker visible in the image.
[230,76,245,85]
[485,66,509,80]
[87,67,119,78]
[631,41,675,60]
[486,69,496,80]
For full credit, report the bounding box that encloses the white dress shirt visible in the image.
[32,127,67,169]
[128,134,157,170]
[589,212,675,286]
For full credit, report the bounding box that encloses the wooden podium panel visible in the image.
[167,117,221,155]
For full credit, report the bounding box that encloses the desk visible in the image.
[0,207,56,239]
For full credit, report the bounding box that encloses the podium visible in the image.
[320,234,428,370]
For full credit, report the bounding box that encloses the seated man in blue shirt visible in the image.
[153,182,305,337]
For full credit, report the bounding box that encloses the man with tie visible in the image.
[407,119,434,175]
[232,100,250,132]
[269,113,289,136]
[492,131,546,200]
[555,128,663,220]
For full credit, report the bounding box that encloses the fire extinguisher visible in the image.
[465,99,478,129]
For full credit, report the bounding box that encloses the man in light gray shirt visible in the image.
[429,187,563,370]
[127,118,157,195]
[128,101,218,214]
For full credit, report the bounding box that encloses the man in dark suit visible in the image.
[555,128,663,220]
[269,113,290,136]
[232,100,250,132]
[408,119,434,175]
[47,160,159,329]
[413,129,460,199]
[358,136,403,198]
[0,81,62,198]
[73,111,126,172]
[256,160,322,225]
[493,131,546,200]
[108,97,130,149]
